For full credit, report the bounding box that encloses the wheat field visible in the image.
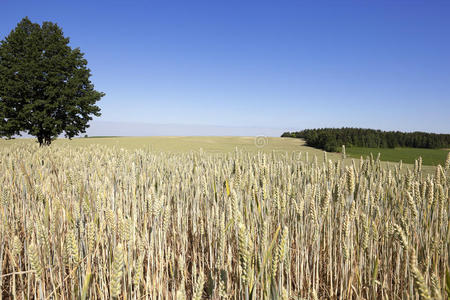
[0,142,449,299]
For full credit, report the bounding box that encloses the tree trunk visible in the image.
[37,135,52,146]
[37,136,44,146]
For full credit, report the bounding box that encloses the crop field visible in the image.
[346,146,449,166]
[0,136,328,154]
[0,136,440,170]
[0,139,449,299]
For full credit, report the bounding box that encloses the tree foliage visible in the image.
[282,128,450,152]
[0,17,104,145]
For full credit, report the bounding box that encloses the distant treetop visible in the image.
[282,128,450,152]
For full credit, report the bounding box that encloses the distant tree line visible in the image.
[281,128,450,152]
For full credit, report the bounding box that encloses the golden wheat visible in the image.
[0,143,448,299]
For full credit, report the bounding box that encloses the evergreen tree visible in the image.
[0,17,104,145]
[282,128,450,151]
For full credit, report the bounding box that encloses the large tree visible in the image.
[0,17,104,145]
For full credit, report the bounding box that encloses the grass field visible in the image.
[346,146,449,166]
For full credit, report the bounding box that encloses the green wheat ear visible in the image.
[12,235,22,258]
[110,243,124,298]
[193,271,205,300]
[133,254,144,286]
[28,242,43,279]
[66,228,79,263]
[237,222,250,285]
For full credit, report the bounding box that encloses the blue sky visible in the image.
[1,0,450,136]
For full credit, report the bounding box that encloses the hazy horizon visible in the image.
[84,121,450,137]
[11,120,450,139]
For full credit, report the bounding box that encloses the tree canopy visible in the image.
[0,17,104,145]
[282,128,450,152]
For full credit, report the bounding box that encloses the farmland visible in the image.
[346,146,449,166]
[0,137,448,299]
[0,136,323,154]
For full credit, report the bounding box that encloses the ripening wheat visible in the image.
[0,144,448,299]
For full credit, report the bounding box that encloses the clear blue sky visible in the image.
[1,0,450,135]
